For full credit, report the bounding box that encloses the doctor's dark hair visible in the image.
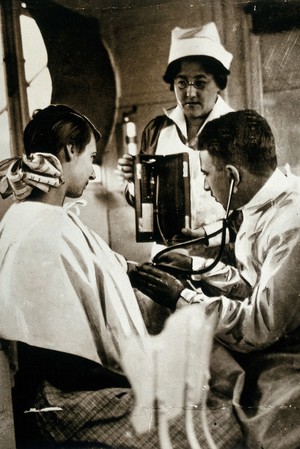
[198,110,277,176]
[23,104,101,157]
[163,56,230,91]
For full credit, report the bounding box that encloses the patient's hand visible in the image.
[130,263,185,309]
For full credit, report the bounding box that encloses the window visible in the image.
[261,28,300,174]
[245,1,300,174]
[0,2,52,159]
[19,14,52,116]
[0,39,10,160]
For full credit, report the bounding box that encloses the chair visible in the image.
[0,340,17,449]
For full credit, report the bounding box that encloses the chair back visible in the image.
[0,341,17,449]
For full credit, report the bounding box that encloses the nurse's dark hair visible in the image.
[23,104,101,157]
[198,109,277,176]
[163,55,230,91]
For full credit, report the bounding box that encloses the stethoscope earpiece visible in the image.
[225,177,235,219]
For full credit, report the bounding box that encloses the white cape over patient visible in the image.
[0,201,147,373]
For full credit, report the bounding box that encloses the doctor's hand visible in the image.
[153,250,193,276]
[130,263,185,310]
[180,226,206,240]
[115,154,134,183]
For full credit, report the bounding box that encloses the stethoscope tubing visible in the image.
[152,178,235,276]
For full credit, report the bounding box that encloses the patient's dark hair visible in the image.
[23,104,101,157]
[198,109,277,176]
[163,55,230,91]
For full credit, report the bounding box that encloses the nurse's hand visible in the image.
[115,154,134,183]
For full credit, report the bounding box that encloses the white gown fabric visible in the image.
[0,201,147,372]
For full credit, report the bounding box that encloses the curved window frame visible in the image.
[0,0,52,158]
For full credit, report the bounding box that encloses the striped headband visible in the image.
[0,152,64,201]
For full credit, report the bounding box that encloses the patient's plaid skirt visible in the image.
[34,381,245,449]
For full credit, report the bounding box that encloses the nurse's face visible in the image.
[174,60,220,121]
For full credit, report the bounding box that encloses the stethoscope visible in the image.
[151,177,236,276]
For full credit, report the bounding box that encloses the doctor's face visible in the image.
[174,60,220,121]
[200,150,230,210]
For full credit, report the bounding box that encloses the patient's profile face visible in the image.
[66,133,97,198]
